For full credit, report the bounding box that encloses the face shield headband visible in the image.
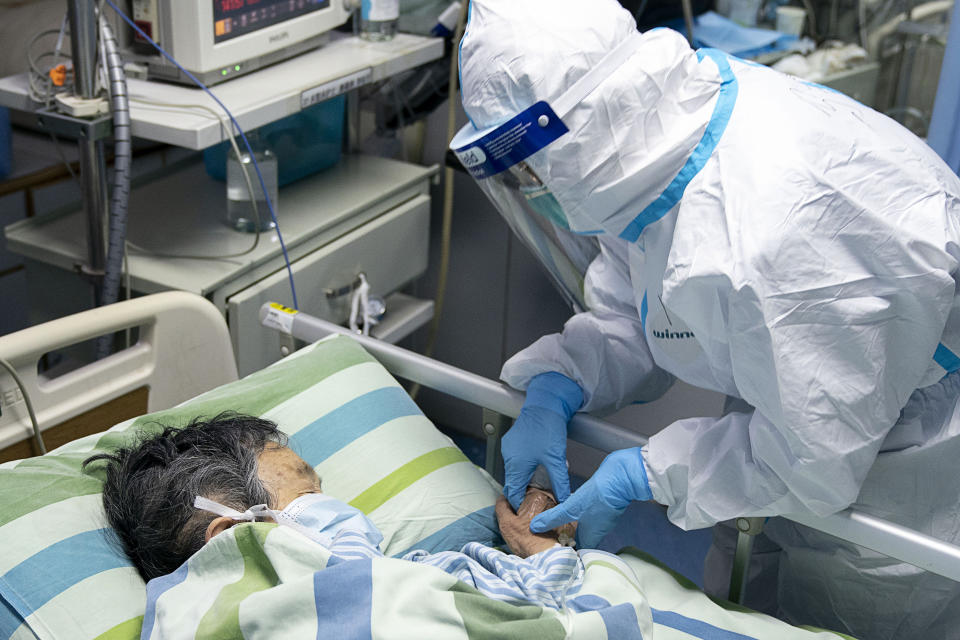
[450,34,643,311]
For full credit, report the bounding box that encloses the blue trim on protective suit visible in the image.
[640,292,648,332]
[618,48,739,243]
[934,343,960,373]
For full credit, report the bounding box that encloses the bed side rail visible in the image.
[262,303,960,585]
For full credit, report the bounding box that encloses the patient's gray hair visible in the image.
[83,412,286,581]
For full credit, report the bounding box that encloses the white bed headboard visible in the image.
[0,291,238,452]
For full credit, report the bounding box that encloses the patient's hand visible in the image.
[496,489,567,558]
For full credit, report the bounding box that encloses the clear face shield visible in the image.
[451,35,643,312]
[466,141,599,312]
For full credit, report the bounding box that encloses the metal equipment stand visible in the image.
[728,516,765,604]
[64,0,108,303]
[481,408,509,483]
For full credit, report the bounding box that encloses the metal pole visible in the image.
[67,0,108,303]
[728,533,755,604]
[680,0,696,47]
[728,517,764,604]
[481,409,508,483]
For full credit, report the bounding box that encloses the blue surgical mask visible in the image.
[194,493,384,550]
[521,185,571,230]
[274,493,384,550]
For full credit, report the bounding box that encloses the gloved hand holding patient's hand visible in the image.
[530,446,652,548]
[495,488,576,557]
[502,372,583,510]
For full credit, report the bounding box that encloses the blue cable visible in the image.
[103,0,299,309]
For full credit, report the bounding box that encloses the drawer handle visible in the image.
[324,274,364,299]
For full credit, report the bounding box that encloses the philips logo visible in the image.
[456,146,486,168]
[269,31,290,43]
[652,329,695,340]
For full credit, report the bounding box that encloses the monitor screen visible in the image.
[213,0,331,44]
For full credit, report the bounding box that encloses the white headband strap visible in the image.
[552,33,644,118]
[194,495,271,521]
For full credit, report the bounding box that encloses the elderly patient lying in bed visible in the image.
[83,412,581,610]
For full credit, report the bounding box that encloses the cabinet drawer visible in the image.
[228,194,430,375]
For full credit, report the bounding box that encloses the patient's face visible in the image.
[257,444,322,510]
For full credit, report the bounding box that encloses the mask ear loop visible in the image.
[194,496,272,521]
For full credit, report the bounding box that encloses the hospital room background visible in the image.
[0,0,958,607]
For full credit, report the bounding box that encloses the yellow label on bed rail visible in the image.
[269,303,298,314]
[264,302,298,334]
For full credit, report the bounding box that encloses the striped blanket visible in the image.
[141,522,851,640]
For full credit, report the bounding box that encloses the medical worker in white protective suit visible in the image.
[450,0,960,638]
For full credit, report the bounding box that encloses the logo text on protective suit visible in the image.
[652,329,695,340]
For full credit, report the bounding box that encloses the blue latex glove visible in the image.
[502,372,583,510]
[530,446,653,548]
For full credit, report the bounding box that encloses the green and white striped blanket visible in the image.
[142,522,850,640]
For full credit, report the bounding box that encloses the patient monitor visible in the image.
[123,0,352,85]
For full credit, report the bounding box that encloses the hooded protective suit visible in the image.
[452,0,960,637]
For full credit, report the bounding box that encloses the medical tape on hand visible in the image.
[551,33,644,118]
[194,495,272,521]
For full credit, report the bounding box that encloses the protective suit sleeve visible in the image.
[502,237,674,413]
[644,265,957,529]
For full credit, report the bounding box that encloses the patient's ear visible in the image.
[205,516,239,543]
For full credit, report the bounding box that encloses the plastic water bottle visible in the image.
[226,147,279,233]
[360,0,399,41]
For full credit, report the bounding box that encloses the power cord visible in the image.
[103,0,299,308]
[408,0,468,401]
[0,358,46,456]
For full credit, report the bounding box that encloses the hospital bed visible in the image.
[267,302,960,588]
[1,291,958,639]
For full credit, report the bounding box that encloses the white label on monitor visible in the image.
[301,68,373,109]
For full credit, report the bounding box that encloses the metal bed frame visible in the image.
[262,302,960,604]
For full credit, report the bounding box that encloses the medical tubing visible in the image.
[95,17,131,359]
[124,97,262,260]
[409,0,468,400]
[103,0,299,309]
[0,358,46,456]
